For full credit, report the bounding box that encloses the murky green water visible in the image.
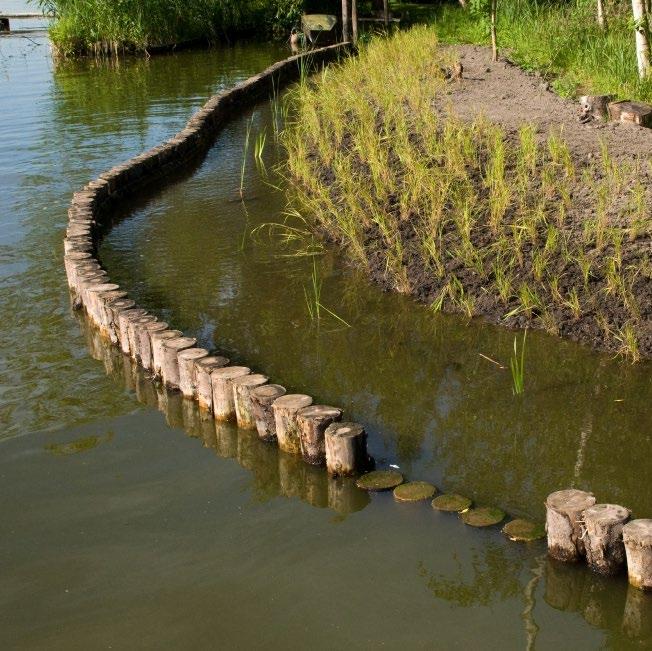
[1,8,651,648]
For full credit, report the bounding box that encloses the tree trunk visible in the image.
[352,0,358,45]
[138,320,168,370]
[195,355,229,412]
[341,0,350,42]
[232,373,268,429]
[325,422,368,476]
[583,503,630,575]
[161,337,197,389]
[632,0,651,78]
[490,0,498,62]
[273,394,313,454]
[297,405,343,465]
[177,348,209,399]
[211,366,251,421]
[150,330,182,378]
[597,0,607,29]
[250,384,287,442]
[545,489,596,562]
[383,0,389,28]
[623,519,652,590]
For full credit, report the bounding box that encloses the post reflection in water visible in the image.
[79,312,369,519]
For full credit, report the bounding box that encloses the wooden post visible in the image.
[195,356,230,412]
[94,289,127,338]
[325,421,368,476]
[211,366,251,421]
[232,374,268,429]
[105,298,135,344]
[351,0,358,45]
[545,489,596,562]
[178,348,209,399]
[583,504,631,575]
[250,384,286,442]
[161,337,197,389]
[273,394,313,454]
[341,0,350,41]
[150,329,182,378]
[118,308,146,355]
[623,519,652,590]
[297,405,343,465]
[138,321,168,370]
[128,315,156,360]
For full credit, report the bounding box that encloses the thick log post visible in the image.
[150,329,183,378]
[297,405,343,465]
[211,366,251,421]
[623,519,652,590]
[250,384,286,442]
[138,321,168,370]
[545,489,596,562]
[161,337,197,389]
[118,308,146,354]
[128,314,156,360]
[232,374,268,429]
[324,421,368,476]
[579,95,613,123]
[85,283,119,327]
[95,289,127,337]
[195,356,230,412]
[105,298,135,344]
[63,251,92,288]
[178,348,209,398]
[273,394,313,454]
[583,504,631,575]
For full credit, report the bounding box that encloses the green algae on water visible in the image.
[432,494,472,513]
[394,481,437,502]
[356,470,403,491]
[45,431,114,456]
[461,506,506,527]
[502,518,546,542]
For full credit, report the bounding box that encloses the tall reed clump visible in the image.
[282,26,652,361]
[38,0,303,56]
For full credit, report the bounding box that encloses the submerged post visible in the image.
[623,520,652,590]
[273,394,313,454]
[250,384,286,442]
[545,489,596,562]
[583,504,631,575]
[324,421,368,476]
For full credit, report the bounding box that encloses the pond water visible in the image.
[1,10,651,650]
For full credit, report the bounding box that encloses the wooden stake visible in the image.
[273,394,313,454]
[211,366,251,421]
[623,519,652,590]
[118,308,146,355]
[138,321,168,370]
[150,329,182,378]
[161,336,197,389]
[232,374,269,429]
[105,298,135,344]
[583,504,631,575]
[545,489,596,562]
[195,356,230,412]
[178,348,209,399]
[250,384,286,442]
[128,315,156,360]
[325,422,368,476]
[297,405,342,465]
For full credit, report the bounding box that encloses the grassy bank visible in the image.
[428,0,652,102]
[37,0,304,56]
[283,27,652,360]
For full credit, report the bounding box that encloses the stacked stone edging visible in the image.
[64,43,369,479]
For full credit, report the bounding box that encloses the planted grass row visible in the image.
[282,27,652,360]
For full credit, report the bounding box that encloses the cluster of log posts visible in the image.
[545,489,652,591]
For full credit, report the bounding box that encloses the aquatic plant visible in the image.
[510,331,527,396]
[240,116,253,200]
[303,257,351,328]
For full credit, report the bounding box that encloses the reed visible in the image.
[510,331,527,396]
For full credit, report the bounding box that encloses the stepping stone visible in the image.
[394,481,437,502]
[356,470,403,491]
[432,493,472,513]
[502,518,546,542]
[461,506,506,527]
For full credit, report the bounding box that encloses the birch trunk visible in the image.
[597,0,607,29]
[632,0,651,78]
[352,0,358,45]
[490,0,498,62]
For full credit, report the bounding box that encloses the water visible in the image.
[1,11,651,648]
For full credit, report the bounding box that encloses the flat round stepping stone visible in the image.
[461,506,506,527]
[502,518,546,542]
[356,470,403,491]
[394,481,437,502]
[431,493,472,513]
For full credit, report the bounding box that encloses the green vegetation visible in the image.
[36,0,306,56]
[510,331,527,395]
[283,27,652,360]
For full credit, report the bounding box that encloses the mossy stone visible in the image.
[394,481,437,502]
[461,506,506,527]
[431,493,472,513]
[502,518,546,542]
[356,470,403,491]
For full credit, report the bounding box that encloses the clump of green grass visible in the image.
[282,26,652,361]
[510,331,527,395]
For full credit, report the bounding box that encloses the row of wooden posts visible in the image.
[545,489,652,591]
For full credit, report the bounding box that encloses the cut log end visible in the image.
[584,503,630,576]
[623,519,652,591]
[273,394,313,455]
[545,489,596,562]
[251,383,287,442]
[297,404,342,466]
[325,422,368,477]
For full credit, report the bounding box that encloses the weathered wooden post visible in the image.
[177,348,209,399]
[583,504,631,575]
[150,329,182,377]
[118,308,146,354]
[128,314,157,360]
[250,384,286,442]
[545,489,596,562]
[105,298,135,344]
[324,421,368,476]
[623,520,652,590]
[296,405,342,465]
[94,289,127,338]
[273,394,313,454]
[211,366,251,421]
[232,374,268,429]
[161,336,197,389]
[195,356,230,412]
[138,321,168,370]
